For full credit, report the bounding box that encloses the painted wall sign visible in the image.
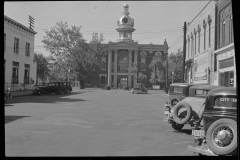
[193,52,208,84]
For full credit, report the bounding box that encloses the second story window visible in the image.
[140,51,146,71]
[4,34,6,52]
[25,42,30,56]
[230,14,233,43]
[14,37,19,54]
[194,32,197,55]
[222,21,226,47]
[203,21,206,50]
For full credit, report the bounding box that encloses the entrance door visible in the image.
[120,77,127,89]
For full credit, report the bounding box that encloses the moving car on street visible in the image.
[33,82,70,95]
[188,87,237,156]
[131,83,148,94]
[164,84,224,131]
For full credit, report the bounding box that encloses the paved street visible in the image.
[5,89,197,156]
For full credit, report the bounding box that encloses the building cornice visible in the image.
[4,15,37,35]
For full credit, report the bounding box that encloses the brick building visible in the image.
[213,0,235,87]
[85,4,168,89]
[185,1,216,85]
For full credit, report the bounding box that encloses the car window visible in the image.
[196,90,209,96]
[214,97,237,108]
[173,87,183,93]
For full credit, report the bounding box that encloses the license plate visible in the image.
[192,130,205,137]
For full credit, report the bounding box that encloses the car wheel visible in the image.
[36,91,42,95]
[59,89,64,95]
[171,98,179,107]
[206,118,237,155]
[55,92,59,95]
[172,102,192,125]
[171,122,184,131]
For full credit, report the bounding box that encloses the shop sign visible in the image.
[193,52,208,84]
[217,49,235,60]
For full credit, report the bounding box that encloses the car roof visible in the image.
[208,87,236,96]
[189,85,224,90]
[170,83,195,87]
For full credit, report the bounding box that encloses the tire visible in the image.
[206,118,237,155]
[59,89,64,95]
[36,91,42,95]
[171,98,179,107]
[172,102,192,125]
[171,122,184,131]
[55,92,59,95]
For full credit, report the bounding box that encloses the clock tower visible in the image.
[116,4,135,43]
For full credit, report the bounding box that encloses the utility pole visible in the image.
[29,15,35,30]
[182,21,187,83]
[166,52,168,88]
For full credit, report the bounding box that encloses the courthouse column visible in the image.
[114,49,118,88]
[134,49,138,85]
[108,49,112,86]
[128,49,132,88]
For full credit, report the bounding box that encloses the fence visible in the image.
[5,83,35,92]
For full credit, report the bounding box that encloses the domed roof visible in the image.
[123,4,129,8]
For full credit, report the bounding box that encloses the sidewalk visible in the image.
[11,90,34,98]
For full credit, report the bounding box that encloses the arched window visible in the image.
[197,25,201,53]
[118,51,129,72]
[208,15,212,47]
[203,20,207,50]
[155,51,162,59]
[222,20,226,47]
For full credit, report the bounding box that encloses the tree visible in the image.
[42,21,106,88]
[130,52,146,83]
[149,50,183,84]
[34,52,50,83]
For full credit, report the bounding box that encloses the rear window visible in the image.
[214,97,237,108]
[196,90,209,96]
[173,87,183,93]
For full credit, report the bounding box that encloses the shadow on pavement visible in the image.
[7,91,87,104]
[5,115,30,124]
[173,129,192,135]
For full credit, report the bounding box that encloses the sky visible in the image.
[4,1,210,57]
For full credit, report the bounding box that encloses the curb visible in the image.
[12,94,33,98]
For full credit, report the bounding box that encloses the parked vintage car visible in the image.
[131,83,148,94]
[167,83,196,107]
[32,82,70,95]
[164,85,224,131]
[188,87,237,156]
[4,88,12,103]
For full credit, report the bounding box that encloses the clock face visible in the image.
[122,17,128,23]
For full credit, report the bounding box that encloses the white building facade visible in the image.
[4,15,37,91]
[185,1,216,85]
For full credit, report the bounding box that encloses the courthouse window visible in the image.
[101,53,106,70]
[24,64,30,84]
[100,75,106,85]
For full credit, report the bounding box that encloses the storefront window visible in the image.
[219,71,234,87]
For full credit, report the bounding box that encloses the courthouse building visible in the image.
[85,4,168,89]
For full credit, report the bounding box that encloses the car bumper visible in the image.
[188,145,217,156]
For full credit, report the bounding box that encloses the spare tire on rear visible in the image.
[172,102,192,125]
